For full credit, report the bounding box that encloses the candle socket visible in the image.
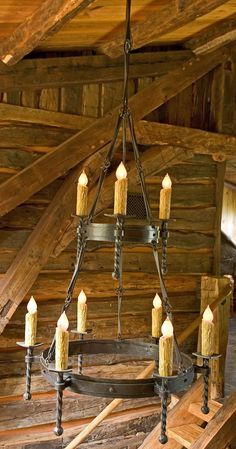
[114,178,128,215]
[25,311,37,346]
[159,188,171,220]
[76,184,88,216]
[152,308,162,339]
[77,303,87,333]
[159,335,173,377]
[201,321,214,357]
[55,328,69,371]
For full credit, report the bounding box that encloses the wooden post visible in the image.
[199,275,233,399]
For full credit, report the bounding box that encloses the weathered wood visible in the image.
[101,0,230,58]
[185,15,236,55]
[0,145,108,334]
[190,389,236,449]
[0,47,228,217]
[65,362,155,449]
[213,162,226,274]
[0,51,192,92]
[0,0,96,66]
[0,405,159,449]
[134,121,236,159]
[0,103,94,130]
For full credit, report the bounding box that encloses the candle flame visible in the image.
[161,317,173,337]
[57,312,69,331]
[116,162,127,180]
[27,296,37,314]
[162,173,172,189]
[78,289,87,304]
[203,305,213,323]
[78,170,88,186]
[153,293,162,309]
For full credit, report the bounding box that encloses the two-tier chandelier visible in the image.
[18,1,220,445]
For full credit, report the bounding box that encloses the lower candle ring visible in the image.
[41,340,194,398]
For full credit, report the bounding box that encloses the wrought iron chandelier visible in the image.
[18,0,220,445]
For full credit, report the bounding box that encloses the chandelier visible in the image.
[17,0,220,445]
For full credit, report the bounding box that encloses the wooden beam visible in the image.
[134,121,236,160]
[52,146,194,257]
[190,390,236,449]
[0,47,228,217]
[101,0,230,58]
[0,145,108,334]
[0,0,96,66]
[0,103,94,131]
[0,51,192,92]
[185,14,236,55]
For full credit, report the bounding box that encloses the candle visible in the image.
[159,317,174,377]
[77,290,87,333]
[25,296,37,346]
[201,305,214,356]
[152,293,162,338]
[55,312,69,371]
[159,174,172,220]
[114,162,128,215]
[76,170,88,216]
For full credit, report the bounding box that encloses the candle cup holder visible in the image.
[48,365,73,436]
[193,352,221,414]
[16,342,43,400]
[154,359,195,445]
[71,329,92,374]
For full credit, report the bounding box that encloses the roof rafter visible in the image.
[101,0,230,58]
[0,0,96,66]
[185,14,236,55]
[0,46,228,217]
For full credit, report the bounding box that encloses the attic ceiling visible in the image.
[0,0,236,51]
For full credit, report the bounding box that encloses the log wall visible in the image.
[0,51,226,445]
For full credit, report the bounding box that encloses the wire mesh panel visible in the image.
[127,192,147,219]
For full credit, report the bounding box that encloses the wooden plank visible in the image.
[168,424,204,448]
[0,404,159,448]
[0,47,228,217]
[134,121,236,159]
[188,400,222,423]
[0,51,192,92]
[101,0,230,58]
[0,0,96,66]
[185,14,236,55]
[213,162,226,275]
[190,389,236,449]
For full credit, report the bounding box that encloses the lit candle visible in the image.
[152,293,162,338]
[159,317,174,377]
[114,162,128,215]
[76,170,88,216]
[55,312,69,371]
[201,305,214,356]
[159,174,172,220]
[77,290,87,333]
[25,296,37,346]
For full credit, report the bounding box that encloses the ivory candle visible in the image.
[152,293,162,338]
[201,305,214,356]
[55,312,69,371]
[159,174,172,220]
[159,317,174,377]
[77,290,87,333]
[76,170,88,216]
[114,162,128,215]
[25,296,37,346]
